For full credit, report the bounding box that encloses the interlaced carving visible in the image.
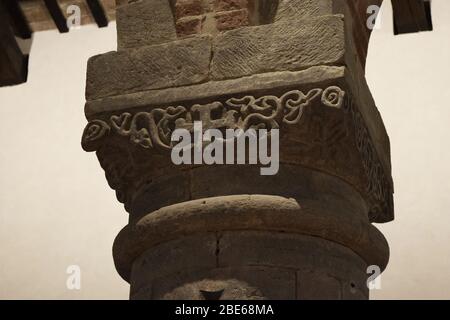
[82,86,345,151]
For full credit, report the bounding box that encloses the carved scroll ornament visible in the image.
[82,86,345,152]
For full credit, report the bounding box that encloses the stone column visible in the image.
[82,0,393,300]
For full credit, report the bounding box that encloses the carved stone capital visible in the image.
[82,1,393,299]
[82,66,393,223]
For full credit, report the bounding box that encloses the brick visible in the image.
[175,0,204,19]
[176,16,204,36]
[215,9,249,31]
[214,0,248,12]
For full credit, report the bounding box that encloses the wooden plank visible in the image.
[392,0,433,35]
[0,5,29,86]
[43,0,69,33]
[86,0,108,28]
[3,0,32,39]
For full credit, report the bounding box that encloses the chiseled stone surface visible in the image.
[113,194,389,283]
[85,35,212,100]
[211,15,345,80]
[274,0,333,22]
[218,231,368,274]
[84,66,345,118]
[82,0,393,301]
[297,271,342,300]
[128,231,369,300]
[219,231,369,299]
[130,233,217,295]
[137,266,296,300]
[82,65,393,223]
[116,0,177,50]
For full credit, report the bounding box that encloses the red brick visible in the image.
[175,0,204,19]
[176,16,204,36]
[215,9,249,31]
[214,0,248,12]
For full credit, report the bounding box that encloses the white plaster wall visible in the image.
[367,0,450,300]
[0,1,449,299]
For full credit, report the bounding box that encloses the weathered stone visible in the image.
[129,285,152,300]
[274,0,333,22]
[218,231,368,281]
[130,233,217,294]
[83,64,393,223]
[297,271,343,300]
[130,170,191,219]
[272,0,383,69]
[218,231,369,300]
[86,35,212,100]
[113,193,389,282]
[116,0,177,50]
[211,15,345,80]
[82,0,395,301]
[149,267,296,300]
[342,277,370,300]
[85,66,345,117]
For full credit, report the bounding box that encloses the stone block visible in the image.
[85,66,345,117]
[130,170,191,220]
[150,266,296,300]
[113,194,389,282]
[86,35,212,100]
[274,0,333,22]
[130,233,217,294]
[211,15,345,80]
[218,231,368,282]
[297,270,342,300]
[116,0,177,50]
[342,277,370,300]
[215,9,250,31]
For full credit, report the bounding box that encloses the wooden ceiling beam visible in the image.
[43,0,69,33]
[392,0,433,35]
[0,5,29,86]
[86,0,109,28]
[2,0,32,39]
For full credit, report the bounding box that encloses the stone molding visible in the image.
[82,80,393,223]
[113,194,389,282]
[82,86,345,152]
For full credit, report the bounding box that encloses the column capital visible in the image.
[83,0,393,300]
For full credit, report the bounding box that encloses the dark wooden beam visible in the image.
[43,0,69,33]
[2,0,32,39]
[392,0,433,35]
[86,0,109,28]
[0,5,29,87]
